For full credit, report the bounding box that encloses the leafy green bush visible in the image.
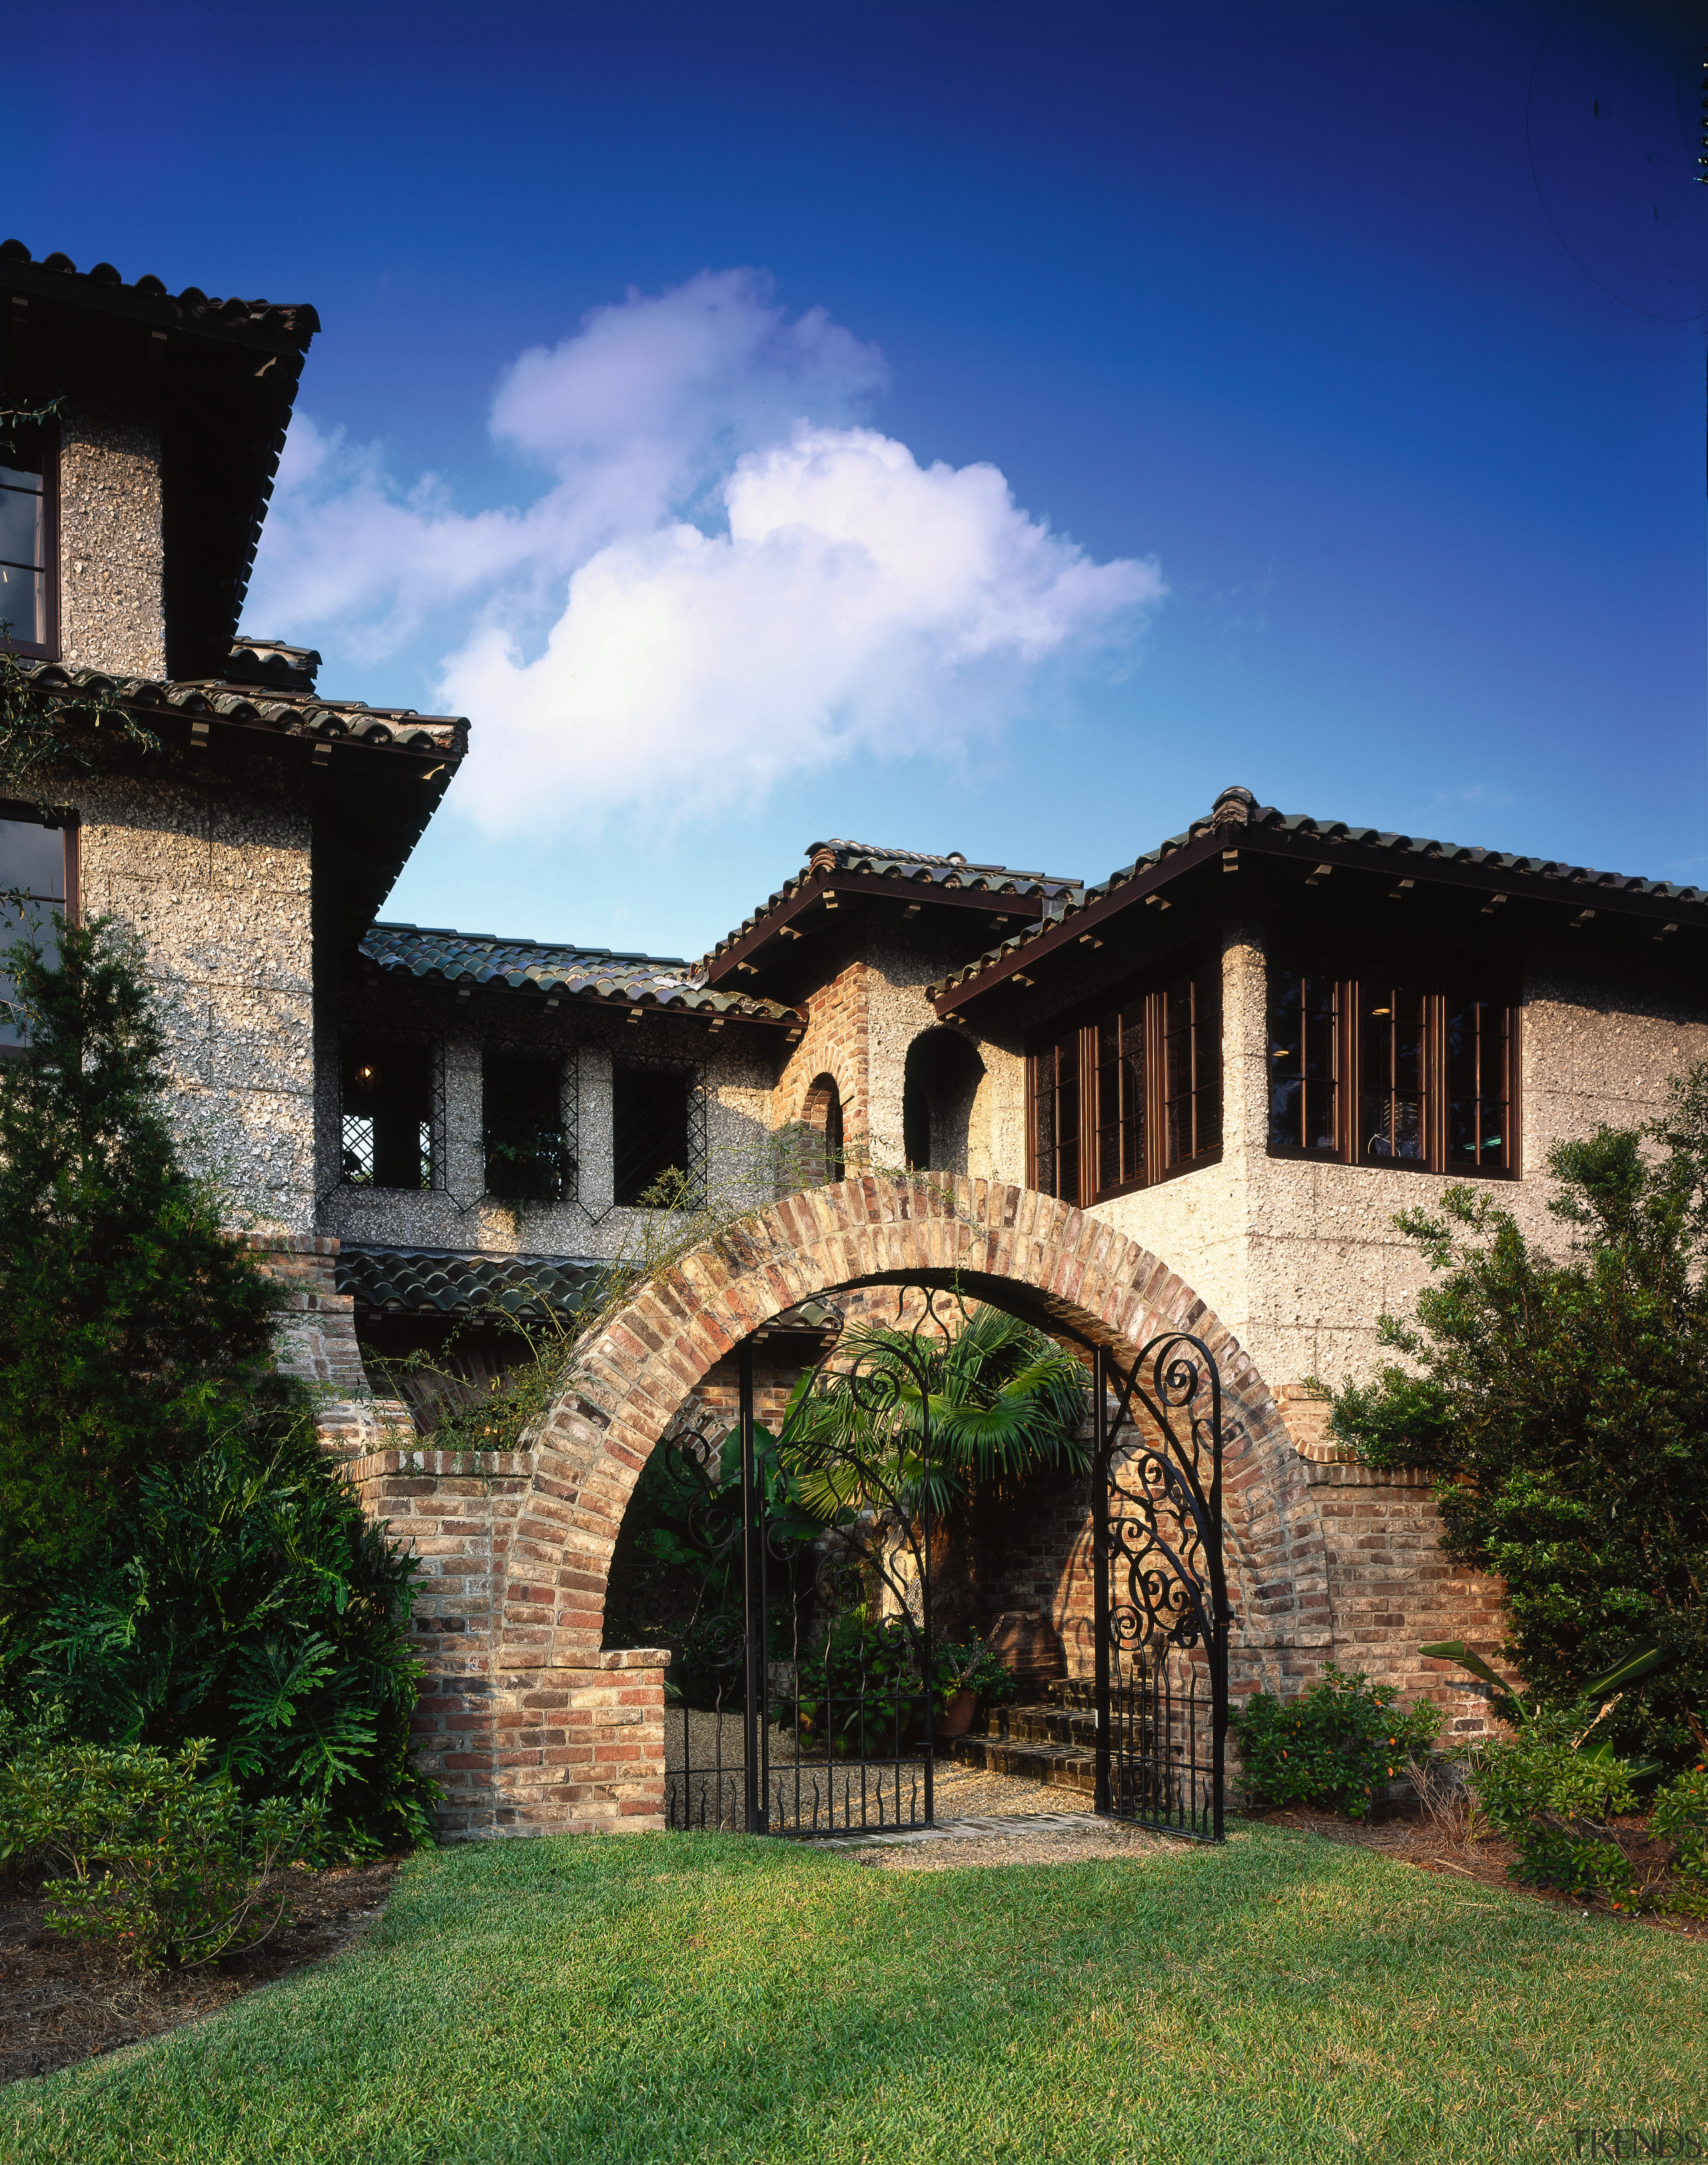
[1463,1712,1640,1900]
[0,921,433,1853]
[1232,1665,1440,1820]
[0,918,282,1633]
[0,1723,315,1972]
[1651,1762,1708,1889]
[1326,1102,1708,1769]
[780,1617,1019,1755]
[15,1408,436,1852]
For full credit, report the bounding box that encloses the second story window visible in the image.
[613,1059,704,1206]
[1,803,74,1050]
[1266,957,1516,1176]
[341,1040,435,1190]
[0,420,55,659]
[483,1051,573,1202]
[1027,952,1223,1207]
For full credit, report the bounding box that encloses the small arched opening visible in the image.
[902,1027,985,1173]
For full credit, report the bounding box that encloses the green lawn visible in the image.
[3,1824,1703,2165]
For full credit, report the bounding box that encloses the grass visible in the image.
[3,1823,1704,2165]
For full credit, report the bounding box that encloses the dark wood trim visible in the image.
[706,868,1053,987]
[1261,951,1521,1180]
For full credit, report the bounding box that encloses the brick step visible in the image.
[979,1703,1100,1749]
[1047,1677,1098,1713]
[945,1730,1096,1795]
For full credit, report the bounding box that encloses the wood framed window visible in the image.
[1266,957,1517,1177]
[1027,953,1222,1206]
[1268,965,1339,1156]
[0,417,58,660]
[1,800,76,1052]
[1031,1031,1082,1202]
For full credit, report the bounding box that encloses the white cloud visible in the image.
[246,270,1163,835]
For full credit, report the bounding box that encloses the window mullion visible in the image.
[1077,1024,1097,1209]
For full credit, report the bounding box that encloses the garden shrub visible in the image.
[779,1617,1016,1755]
[0,920,433,1853]
[0,918,281,1634]
[1651,1762,1708,1891]
[1232,1665,1440,1819]
[1461,1711,1641,1903]
[1326,1098,1708,1770]
[16,1406,436,1853]
[0,1721,315,1972]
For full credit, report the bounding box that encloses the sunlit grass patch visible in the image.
[3,1823,1702,2164]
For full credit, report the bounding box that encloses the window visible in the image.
[0,804,73,1051]
[613,1062,699,1206]
[1268,966,1338,1154]
[1163,963,1222,1170]
[1444,989,1511,1172]
[1094,1001,1145,1194]
[482,1051,572,1202]
[341,1041,435,1190]
[0,420,55,658]
[1027,954,1222,1206]
[1032,1032,1080,1201]
[1266,958,1515,1176]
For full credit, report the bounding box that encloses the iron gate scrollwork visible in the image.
[615,1285,1228,1843]
[1092,1333,1230,1841]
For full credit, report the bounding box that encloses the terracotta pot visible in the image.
[937,1687,978,1738]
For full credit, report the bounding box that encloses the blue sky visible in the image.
[7,1,1705,960]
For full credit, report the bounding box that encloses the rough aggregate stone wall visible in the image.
[57,398,167,679]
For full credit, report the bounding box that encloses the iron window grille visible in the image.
[482,1049,574,1203]
[1027,953,1223,1208]
[1265,958,1517,1176]
[340,1039,440,1192]
[0,416,57,659]
[0,800,75,1052]
[612,1053,707,1208]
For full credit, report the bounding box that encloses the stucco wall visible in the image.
[70,750,317,1234]
[57,396,166,680]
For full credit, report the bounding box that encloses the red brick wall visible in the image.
[776,951,871,1151]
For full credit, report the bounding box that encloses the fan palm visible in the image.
[780,1300,1089,1524]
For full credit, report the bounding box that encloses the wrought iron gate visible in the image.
[622,1286,1228,1843]
[646,1290,949,1837]
[1093,1334,1230,1841]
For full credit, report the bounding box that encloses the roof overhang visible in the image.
[931,818,1708,1021]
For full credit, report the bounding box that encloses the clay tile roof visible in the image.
[17,661,468,761]
[361,923,805,1026]
[336,1244,608,1320]
[0,238,318,346]
[699,839,1083,970]
[927,783,1708,1004]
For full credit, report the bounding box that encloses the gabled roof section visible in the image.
[698,837,1082,988]
[19,659,464,758]
[362,923,805,1028]
[1,240,318,681]
[929,784,1708,1014]
[21,660,466,957]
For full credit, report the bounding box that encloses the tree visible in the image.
[1327,1094,1708,1769]
[0,916,280,1632]
[0,917,434,1847]
[783,1299,1089,1519]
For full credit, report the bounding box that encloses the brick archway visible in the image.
[452,1176,1330,1837]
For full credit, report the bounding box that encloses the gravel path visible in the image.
[847,1817,1163,1873]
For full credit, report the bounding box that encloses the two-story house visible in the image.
[9,236,1704,1835]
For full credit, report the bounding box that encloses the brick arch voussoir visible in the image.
[500,1174,1322,1686]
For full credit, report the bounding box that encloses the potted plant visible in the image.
[932,1638,1017,1737]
